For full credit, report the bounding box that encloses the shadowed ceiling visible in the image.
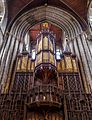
[29,22,62,44]
[7,0,87,23]
[6,0,88,42]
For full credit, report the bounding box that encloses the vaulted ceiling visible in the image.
[7,0,87,24]
[6,0,89,43]
[29,23,62,43]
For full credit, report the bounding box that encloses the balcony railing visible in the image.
[27,85,63,108]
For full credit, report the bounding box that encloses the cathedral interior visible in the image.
[0,0,92,120]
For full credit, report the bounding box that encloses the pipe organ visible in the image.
[35,30,57,86]
[0,29,92,120]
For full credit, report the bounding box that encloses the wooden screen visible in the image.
[27,111,63,120]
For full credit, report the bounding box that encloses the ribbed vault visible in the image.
[0,6,92,93]
[8,6,82,40]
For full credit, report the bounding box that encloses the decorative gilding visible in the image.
[65,56,72,72]
[21,56,28,71]
[17,58,21,71]
[72,59,78,72]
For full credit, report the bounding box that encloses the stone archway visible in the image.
[0,6,92,93]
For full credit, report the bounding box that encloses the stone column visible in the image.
[73,34,92,93]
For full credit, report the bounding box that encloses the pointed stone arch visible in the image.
[0,6,92,93]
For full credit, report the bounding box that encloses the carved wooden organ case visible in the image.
[0,29,92,120]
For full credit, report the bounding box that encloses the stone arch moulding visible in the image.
[1,6,91,93]
[0,0,8,33]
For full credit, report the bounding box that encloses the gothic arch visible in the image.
[0,6,92,93]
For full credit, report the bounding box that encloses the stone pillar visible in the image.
[69,38,75,54]
[73,34,92,93]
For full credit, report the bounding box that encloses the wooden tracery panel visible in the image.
[27,111,63,120]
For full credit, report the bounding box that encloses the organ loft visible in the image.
[0,22,92,120]
[0,0,92,120]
